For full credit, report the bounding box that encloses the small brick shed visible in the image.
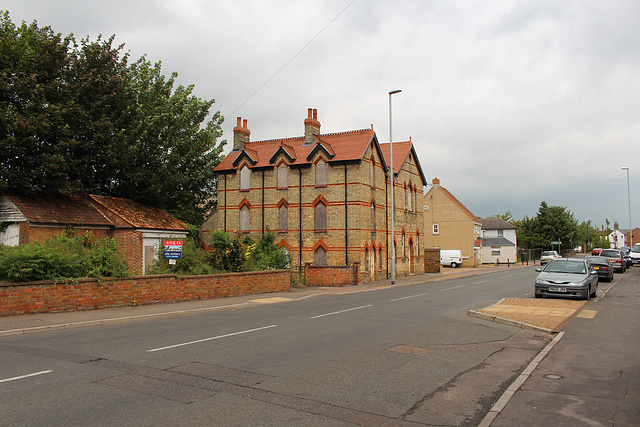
[0,193,188,275]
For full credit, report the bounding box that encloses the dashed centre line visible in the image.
[310,305,373,319]
[147,325,277,352]
[0,370,52,384]
[441,285,467,291]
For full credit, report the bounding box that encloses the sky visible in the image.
[5,0,640,230]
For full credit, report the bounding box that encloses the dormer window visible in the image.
[315,160,327,187]
[240,165,251,191]
[277,163,288,189]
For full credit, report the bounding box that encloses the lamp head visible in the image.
[389,89,402,95]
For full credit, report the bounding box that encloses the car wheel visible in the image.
[591,286,597,298]
[451,262,458,268]
[584,288,591,300]
[535,293,542,298]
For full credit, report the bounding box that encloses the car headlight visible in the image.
[567,282,585,287]
[536,280,551,285]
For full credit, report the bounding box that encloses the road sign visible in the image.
[551,241,562,245]
[163,240,183,259]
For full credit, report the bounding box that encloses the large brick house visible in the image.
[0,193,188,274]
[422,177,482,267]
[202,108,427,282]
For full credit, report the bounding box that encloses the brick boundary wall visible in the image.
[0,270,290,316]
[304,263,360,287]
[424,248,441,273]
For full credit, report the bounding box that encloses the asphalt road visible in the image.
[1,267,551,426]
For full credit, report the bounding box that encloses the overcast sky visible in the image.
[5,0,640,230]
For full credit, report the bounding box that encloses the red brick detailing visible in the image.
[0,270,290,316]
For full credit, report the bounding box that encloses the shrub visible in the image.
[0,244,83,282]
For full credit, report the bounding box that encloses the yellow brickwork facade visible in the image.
[423,178,481,267]
[203,109,427,283]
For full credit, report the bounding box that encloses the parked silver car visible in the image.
[629,245,640,266]
[599,249,626,273]
[535,258,598,300]
[540,250,561,265]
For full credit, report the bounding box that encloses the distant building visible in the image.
[480,218,518,264]
[203,109,427,282]
[422,178,482,266]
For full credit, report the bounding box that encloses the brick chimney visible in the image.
[432,177,440,188]
[304,108,320,145]
[614,221,619,230]
[233,117,250,151]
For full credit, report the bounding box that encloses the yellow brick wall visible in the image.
[423,186,480,267]
[205,142,425,282]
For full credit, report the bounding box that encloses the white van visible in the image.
[440,250,462,268]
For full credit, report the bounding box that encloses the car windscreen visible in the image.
[585,257,607,265]
[541,251,555,256]
[600,250,620,257]
[544,260,586,274]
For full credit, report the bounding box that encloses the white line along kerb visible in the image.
[147,325,277,352]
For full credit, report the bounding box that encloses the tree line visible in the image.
[489,201,611,252]
[0,11,226,225]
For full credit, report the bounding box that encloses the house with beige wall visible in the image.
[480,217,517,264]
[422,178,481,267]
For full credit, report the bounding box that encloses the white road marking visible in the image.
[0,370,52,384]
[310,305,373,319]
[441,285,467,291]
[474,280,490,284]
[147,325,277,352]
[390,292,429,301]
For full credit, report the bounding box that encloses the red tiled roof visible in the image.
[379,141,412,175]
[5,193,112,226]
[89,195,188,231]
[215,129,376,172]
[3,193,187,231]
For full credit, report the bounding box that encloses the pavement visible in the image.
[1,262,638,426]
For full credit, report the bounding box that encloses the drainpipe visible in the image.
[223,174,227,231]
[261,170,265,237]
[299,168,303,276]
[385,173,389,278]
[344,164,348,265]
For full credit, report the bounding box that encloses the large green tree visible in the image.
[515,201,577,250]
[0,12,225,224]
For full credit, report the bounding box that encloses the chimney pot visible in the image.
[308,108,313,118]
[236,117,242,127]
[243,119,248,129]
[313,109,317,120]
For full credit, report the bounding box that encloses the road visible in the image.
[1,266,550,426]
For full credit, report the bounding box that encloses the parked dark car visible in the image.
[535,258,598,300]
[585,256,614,282]
[619,247,632,268]
[599,249,626,273]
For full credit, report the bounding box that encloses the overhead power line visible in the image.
[228,0,357,117]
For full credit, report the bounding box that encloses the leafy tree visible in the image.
[515,201,577,251]
[488,211,514,222]
[0,12,225,224]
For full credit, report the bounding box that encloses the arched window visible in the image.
[371,202,376,232]
[279,204,288,232]
[407,183,412,212]
[315,160,327,187]
[315,201,327,231]
[370,156,375,189]
[314,246,327,266]
[240,205,250,232]
[240,165,251,190]
[277,163,288,189]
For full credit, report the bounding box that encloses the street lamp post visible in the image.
[388,89,401,285]
[622,167,632,247]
